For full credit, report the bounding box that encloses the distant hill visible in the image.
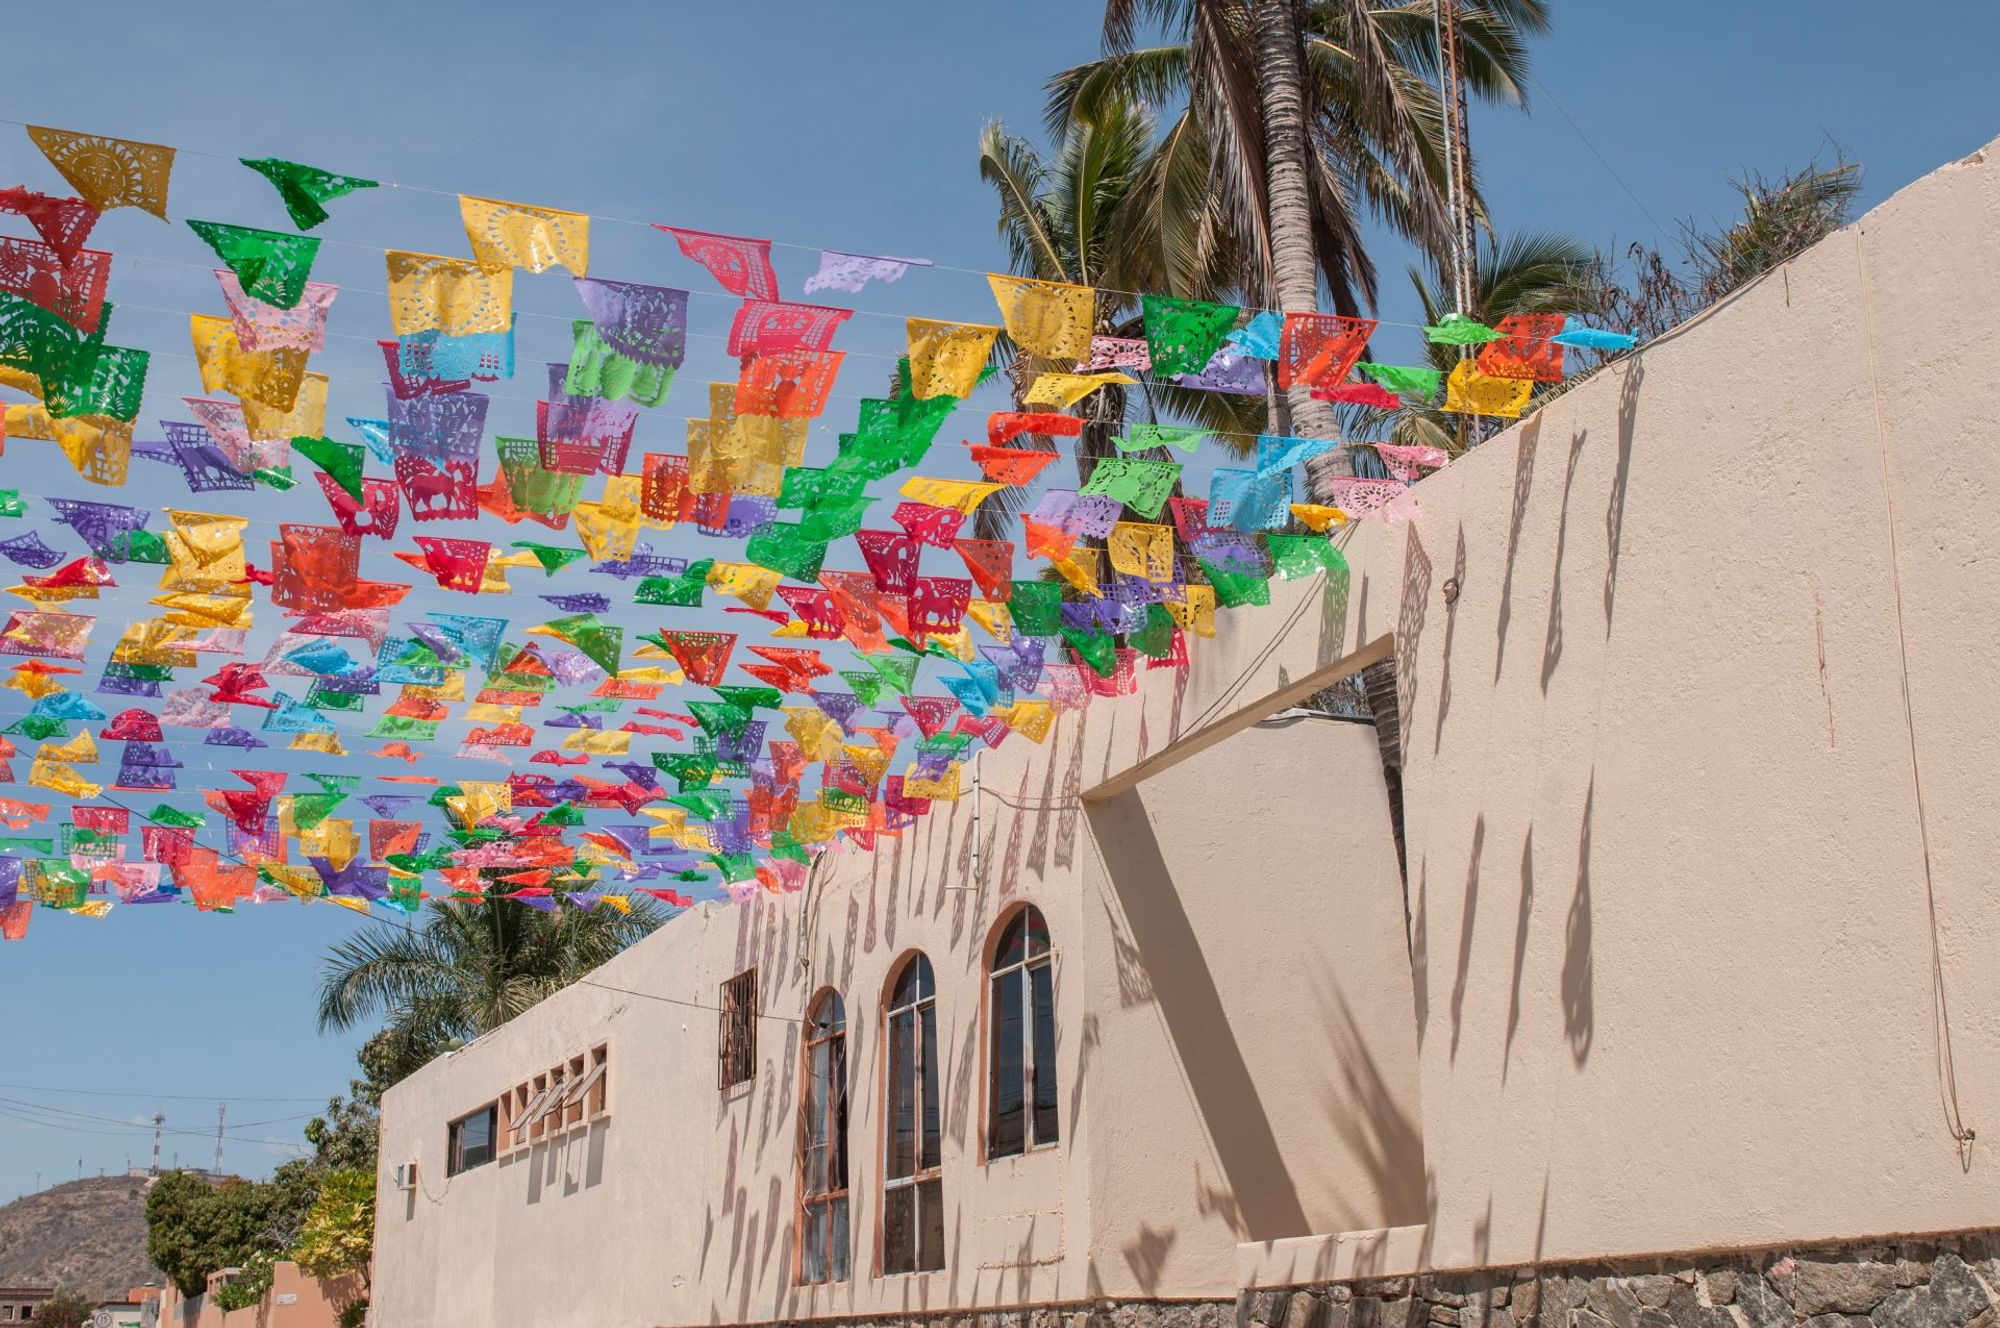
[0,1176,163,1301]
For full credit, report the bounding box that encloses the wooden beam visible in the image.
[1084,633,1396,801]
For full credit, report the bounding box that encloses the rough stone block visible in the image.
[1802,1315,1873,1328]
[1703,1274,1740,1308]
[1788,1263,1901,1316]
[1872,1288,1949,1328]
[1286,1292,1327,1328]
[1929,1255,1995,1328]
[1737,1273,1792,1328]
[1585,1278,1644,1328]
[1630,1279,1677,1310]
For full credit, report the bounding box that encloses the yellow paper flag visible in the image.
[460,196,590,275]
[986,274,1096,360]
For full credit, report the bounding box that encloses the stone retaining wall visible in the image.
[1242,1231,2000,1328]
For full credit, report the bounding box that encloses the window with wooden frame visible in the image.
[446,1103,497,1176]
[798,990,850,1285]
[882,953,943,1274]
[720,967,758,1089]
[500,1044,610,1155]
[987,905,1058,1159]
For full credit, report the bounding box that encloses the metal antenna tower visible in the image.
[1434,0,1477,317]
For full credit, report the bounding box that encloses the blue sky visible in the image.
[1,0,1996,1203]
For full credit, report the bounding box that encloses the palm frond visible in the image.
[1046,46,1194,136]
[977,122,1068,280]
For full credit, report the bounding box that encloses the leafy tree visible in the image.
[291,1169,376,1291]
[144,1168,323,1300]
[1598,156,1861,343]
[35,1290,94,1328]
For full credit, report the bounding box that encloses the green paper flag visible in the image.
[1422,313,1503,346]
[712,685,783,714]
[1060,626,1119,678]
[652,752,720,793]
[547,613,623,676]
[1009,580,1062,637]
[1129,603,1178,658]
[688,700,752,740]
[512,542,589,575]
[293,436,364,500]
[0,490,24,517]
[669,791,734,821]
[1358,362,1443,399]
[1118,424,1208,454]
[186,220,322,310]
[745,522,829,583]
[147,806,204,829]
[868,654,919,699]
[1141,293,1240,377]
[252,465,297,491]
[1196,556,1272,609]
[635,559,713,608]
[565,320,674,406]
[240,157,379,231]
[840,669,888,709]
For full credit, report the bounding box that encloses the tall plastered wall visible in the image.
[373,699,1423,1327]
[1336,134,2000,1271]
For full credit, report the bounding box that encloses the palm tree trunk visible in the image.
[1250,0,1352,493]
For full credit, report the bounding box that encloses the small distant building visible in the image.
[155,1263,358,1328]
[0,1288,54,1323]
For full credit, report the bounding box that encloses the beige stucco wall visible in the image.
[374,695,1422,1328]
[1341,133,2000,1272]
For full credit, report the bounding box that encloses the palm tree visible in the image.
[315,898,663,1067]
[1060,0,1550,463]
[1351,229,1603,454]
[975,94,1268,543]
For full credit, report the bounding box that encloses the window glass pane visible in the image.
[912,954,935,1001]
[807,1040,829,1192]
[888,1009,916,1178]
[919,1002,941,1171]
[1031,962,1059,1145]
[994,911,1026,969]
[801,1199,827,1284]
[884,1183,915,1274]
[830,1194,850,1282]
[1022,905,1050,956]
[917,1177,945,1271]
[990,968,1025,1158]
[829,1034,849,1191]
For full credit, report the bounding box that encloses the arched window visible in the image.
[883,953,943,1273]
[988,905,1057,1159]
[799,990,848,1285]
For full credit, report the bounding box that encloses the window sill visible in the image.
[983,1141,1061,1167]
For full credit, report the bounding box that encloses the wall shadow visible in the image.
[1563,777,1596,1065]
[1541,431,1587,694]
[1448,814,1485,1064]
[1434,525,1466,754]
[1085,788,1312,1239]
[1494,414,1541,683]
[1604,359,1643,633]
[1396,525,1433,748]
[1503,827,1534,1082]
[1308,979,1430,1229]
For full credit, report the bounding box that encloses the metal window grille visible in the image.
[719,968,758,1088]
